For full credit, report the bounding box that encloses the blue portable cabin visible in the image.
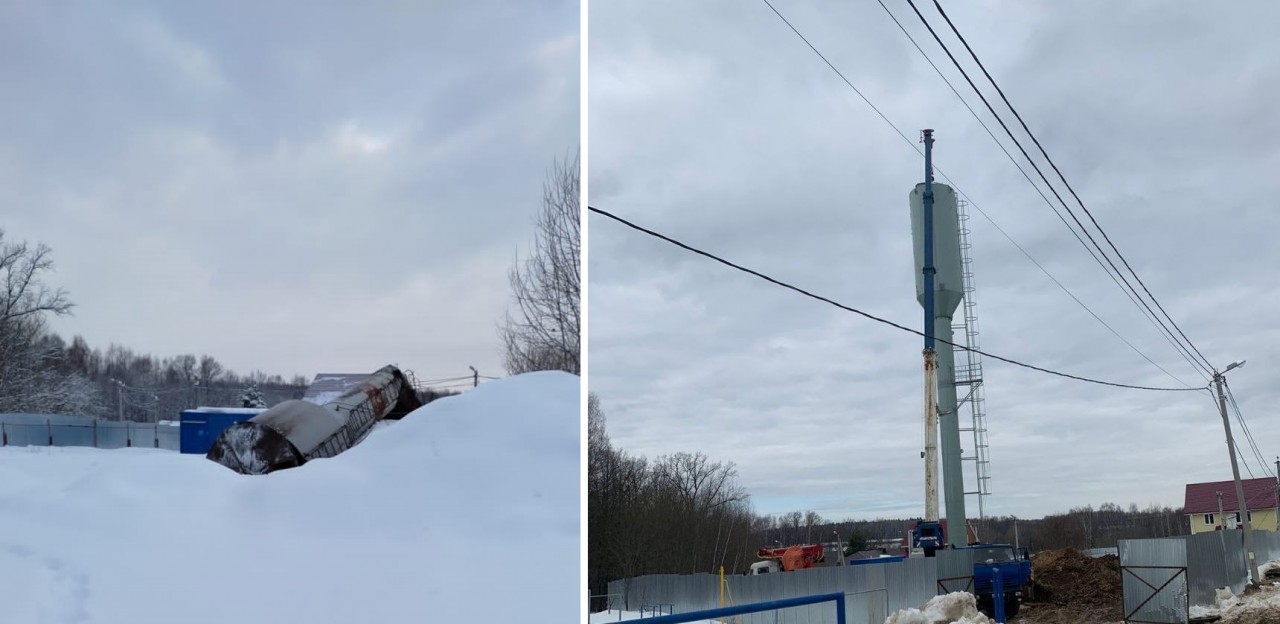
[846,555,907,567]
[180,407,267,454]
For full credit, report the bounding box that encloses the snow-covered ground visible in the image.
[1190,573,1280,624]
[0,371,579,624]
[589,609,716,623]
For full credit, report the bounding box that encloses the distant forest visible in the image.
[25,331,312,421]
[589,394,1188,606]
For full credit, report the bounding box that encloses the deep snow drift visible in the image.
[0,371,579,624]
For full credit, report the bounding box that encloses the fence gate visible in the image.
[1121,565,1188,624]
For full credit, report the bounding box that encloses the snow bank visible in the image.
[1190,581,1280,624]
[884,592,993,624]
[0,371,579,624]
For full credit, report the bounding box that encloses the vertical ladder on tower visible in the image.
[952,197,992,520]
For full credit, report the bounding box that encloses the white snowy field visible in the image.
[0,371,579,624]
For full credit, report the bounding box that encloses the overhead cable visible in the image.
[872,0,1199,387]
[590,205,1205,393]
[906,0,1214,377]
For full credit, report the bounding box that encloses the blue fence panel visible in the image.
[0,418,180,451]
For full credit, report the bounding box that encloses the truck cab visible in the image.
[749,560,781,575]
[909,521,945,557]
[968,544,1032,618]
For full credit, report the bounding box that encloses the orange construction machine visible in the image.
[750,544,826,574]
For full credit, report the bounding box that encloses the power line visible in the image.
[913,0,1214,377]
[1236,438,1257,479]
[1204,386,1269,480]
[760,0,1202,385]
[590,205,1204,393]
[414,375,474,384]
[872,0,1197,389]
[897,0,1213,379]
[1225,381,1272,478]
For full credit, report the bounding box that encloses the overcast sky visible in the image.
[0,1,577,384]
[587,0,1280,521]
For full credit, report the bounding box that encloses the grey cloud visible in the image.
[0,1,578,379]
[588,0,1278,519]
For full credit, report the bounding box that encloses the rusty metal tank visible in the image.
[206,365,422,474]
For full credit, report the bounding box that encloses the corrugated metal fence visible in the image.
[1119,537,1189,624]
[0,414,179,451]
[608,558,937,624]
[1117,530,1280,623]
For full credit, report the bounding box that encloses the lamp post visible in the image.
[1213,359,1259,585]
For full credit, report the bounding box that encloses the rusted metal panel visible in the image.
[208,365,422,474]
[205,421,305,475]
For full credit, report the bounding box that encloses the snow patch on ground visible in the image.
[1190,579,1280,624]
[589,610,715,623]
[0,371,578,623]
[884,592,993,624]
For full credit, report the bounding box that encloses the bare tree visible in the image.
[199,355,224,384]
[501,150,580,375]
[0,230,82,413]
[0,232,73,324]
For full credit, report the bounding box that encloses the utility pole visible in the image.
[921,129,940,525]
[116,380,124,421]
[1216,491,1225,530]
[1214,361,1259,585]
[469,366,479,388]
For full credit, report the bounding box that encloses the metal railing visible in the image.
[588,593,625,621]
[629,593,847,624]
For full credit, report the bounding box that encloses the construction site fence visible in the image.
[0,420,180,451]
[607,558,937,624]
[1116,530,1280,623]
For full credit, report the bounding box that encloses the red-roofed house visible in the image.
[1184,477,1280,534]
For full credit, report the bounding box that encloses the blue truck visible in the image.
[968,544,1032,619]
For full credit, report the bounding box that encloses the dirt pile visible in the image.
[1028,548,1123,619]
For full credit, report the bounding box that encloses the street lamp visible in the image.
[1213,359,1259,585]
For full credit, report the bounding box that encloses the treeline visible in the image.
[757,502,1187,556]
[588,395,759,609]
[31,332,311,421]
[590,391,1194,609]
[0,228,470,422]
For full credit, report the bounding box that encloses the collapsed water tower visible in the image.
[909,179,968,546]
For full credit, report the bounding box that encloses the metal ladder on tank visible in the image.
[952,197,992,521]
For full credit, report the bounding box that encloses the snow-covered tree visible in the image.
[240,384,266,408]
[0,230,81,414]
